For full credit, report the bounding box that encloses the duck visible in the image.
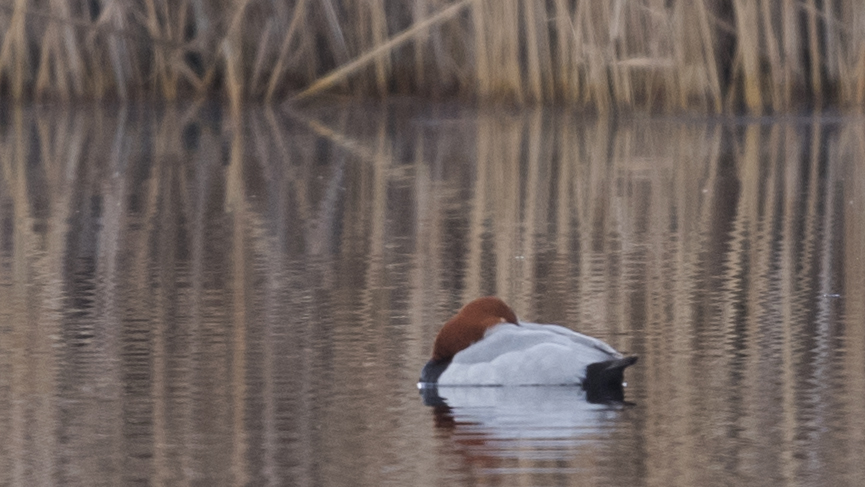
[419,297,637,394]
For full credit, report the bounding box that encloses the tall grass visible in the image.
[1,0,865,111]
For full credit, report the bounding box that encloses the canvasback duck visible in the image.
[419,297,637,393]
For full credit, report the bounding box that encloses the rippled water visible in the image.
[1,103,863,486]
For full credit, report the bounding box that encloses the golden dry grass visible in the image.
[1,0,864,111]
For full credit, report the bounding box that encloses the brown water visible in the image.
[1,103,863,486]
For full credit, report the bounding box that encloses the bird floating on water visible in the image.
[419,297,637,398]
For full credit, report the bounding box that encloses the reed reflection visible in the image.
[0,104,862,486]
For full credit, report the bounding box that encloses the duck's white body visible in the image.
[419,297,636,392]
[436,322,622,386]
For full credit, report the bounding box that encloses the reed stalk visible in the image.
[805,0,822,108]
[0,0,864,111]
[0,0,30,99]
[292,0,478,102]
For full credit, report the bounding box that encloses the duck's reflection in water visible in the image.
[422,385,632,475]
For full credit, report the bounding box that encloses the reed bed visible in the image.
[2,0,865,111]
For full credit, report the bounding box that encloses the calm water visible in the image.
[1,103,863,486]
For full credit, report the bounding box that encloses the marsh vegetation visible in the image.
[2,1,864,111]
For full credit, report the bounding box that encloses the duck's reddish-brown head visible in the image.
[431,297,519,362]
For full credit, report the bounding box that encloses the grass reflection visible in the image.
[0,104,863,485]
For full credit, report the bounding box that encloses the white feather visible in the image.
[436,322,623,386]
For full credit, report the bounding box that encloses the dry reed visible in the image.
[1,0,865,111]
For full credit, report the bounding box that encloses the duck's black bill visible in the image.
[583,356,638,403]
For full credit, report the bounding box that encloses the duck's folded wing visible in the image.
[439,324,621,386]
[517,322,622,357]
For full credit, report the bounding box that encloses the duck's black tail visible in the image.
[583,356,638,402]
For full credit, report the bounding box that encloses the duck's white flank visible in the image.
[436,322,623,386]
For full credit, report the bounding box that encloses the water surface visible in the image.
[1,103,863,486]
